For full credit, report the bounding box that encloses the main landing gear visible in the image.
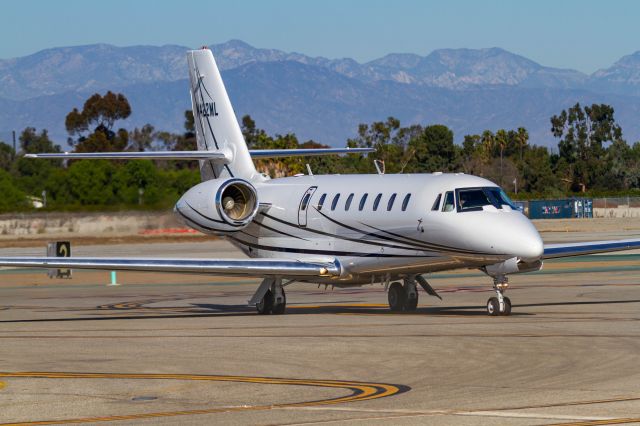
[387,278,419,311]
[252,277,287,315]
[486,275,511,316]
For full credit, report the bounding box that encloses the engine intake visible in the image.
[174,178,259,234]
[216,179,258,224]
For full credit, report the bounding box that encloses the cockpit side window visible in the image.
[431,194,442,211]
[442,191,455,212]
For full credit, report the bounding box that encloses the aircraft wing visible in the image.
[0,257,340,277]
[543,238,640,259]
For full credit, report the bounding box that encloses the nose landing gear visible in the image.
[487,275,511,316]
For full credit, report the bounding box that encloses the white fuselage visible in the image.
[179,172,543,286]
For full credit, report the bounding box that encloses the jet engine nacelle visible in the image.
[174,178,259,234]
[483,257,543,276]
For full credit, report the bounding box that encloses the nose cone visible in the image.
[514,222,544,262]
[499,214,544,261]
[465,211,543,262]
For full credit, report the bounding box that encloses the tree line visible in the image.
[0,91,638,213]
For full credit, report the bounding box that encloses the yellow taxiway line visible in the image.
[0,371,407,425]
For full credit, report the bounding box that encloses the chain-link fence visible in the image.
[592,197,640,218]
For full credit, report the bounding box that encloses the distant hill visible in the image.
[1,40,640,147]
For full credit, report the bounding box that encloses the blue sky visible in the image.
[3,0,639,73]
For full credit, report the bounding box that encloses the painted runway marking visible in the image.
[549,419,640,426]
[0,371,408,425]
[286,406,613,421]
[277,391,640,424]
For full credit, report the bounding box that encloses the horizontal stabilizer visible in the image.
[25,151,230,161]
[249,147,374,158]
[25,147,373,160]
[0,257,340,277]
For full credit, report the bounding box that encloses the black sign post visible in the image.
[47,241,72,279]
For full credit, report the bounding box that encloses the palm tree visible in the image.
[516,127,529,163]
[480,130,495,177]
[495,129,508,186]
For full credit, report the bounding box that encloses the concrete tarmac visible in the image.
[1,240,640,424]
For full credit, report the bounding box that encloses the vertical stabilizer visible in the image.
[187,48,258,181]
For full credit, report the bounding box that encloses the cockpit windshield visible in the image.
[485,187,518,210]
[455,187,518,212]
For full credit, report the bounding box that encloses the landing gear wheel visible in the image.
[388,282,407,311]
[487,297,500,316]
[256,289,274,315]
[404,292,418,311]
[502,297,512,316]
[271,288,286,315]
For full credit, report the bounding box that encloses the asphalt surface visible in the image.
[1,239,640,425]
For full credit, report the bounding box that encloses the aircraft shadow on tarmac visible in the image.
[4,298,640,323]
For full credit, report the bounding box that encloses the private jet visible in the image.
[3,47,640,316]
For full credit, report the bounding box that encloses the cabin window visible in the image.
[345,193,354,211]
[401,194,411,211]
[387,193,397,211]
[317,193,327,211]
[373,193,382,211]
[431,194,442,211]
[359,193,368,211]
[331,194,340,211]
[442,191,455,212]
[301,193,311,211]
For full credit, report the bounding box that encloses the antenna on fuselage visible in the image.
[374,159,385,175]
[306,163,313,176]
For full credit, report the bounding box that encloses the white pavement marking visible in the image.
[281,406,614,423]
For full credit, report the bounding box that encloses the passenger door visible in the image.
[298,186,317,227]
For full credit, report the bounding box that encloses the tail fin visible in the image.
[187,48,258,181]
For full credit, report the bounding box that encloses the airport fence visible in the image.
[516,196,640,219]
[592,196,640,218]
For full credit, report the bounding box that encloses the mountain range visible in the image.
[1,39,640,147]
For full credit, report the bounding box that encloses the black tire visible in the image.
[256,289,274,315]
[501,297,512,316]
[487,297,500,316]
[388,282,407,311]
[405,291,418,311]
[271,288,287,315]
